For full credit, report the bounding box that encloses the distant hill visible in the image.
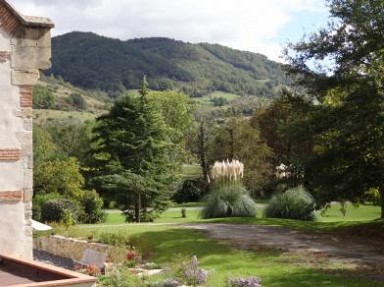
[48,32,287,98]
[33,75,110,125]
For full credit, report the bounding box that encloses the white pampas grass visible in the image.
[211,159,244,182]
[202,160,256,218]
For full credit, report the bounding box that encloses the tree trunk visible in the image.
[228,127,234,160]
[199,122,209,192]
[135,194,141,223]
[380,187,384,220]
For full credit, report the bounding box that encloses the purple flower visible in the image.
[227,276,262,287]
[181,256,208,287]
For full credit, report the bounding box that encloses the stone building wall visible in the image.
[0,0,53,259]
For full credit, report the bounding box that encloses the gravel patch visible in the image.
[33,249,74,270]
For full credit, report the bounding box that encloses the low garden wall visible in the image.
[34,235,112,261]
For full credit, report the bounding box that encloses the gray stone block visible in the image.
[11,69,39,86]
[11,46,51,70]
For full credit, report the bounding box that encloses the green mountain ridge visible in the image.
[48,32,287,98]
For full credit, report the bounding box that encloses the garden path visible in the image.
[182,223,384,279]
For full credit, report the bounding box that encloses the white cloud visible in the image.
[8,0,327,62]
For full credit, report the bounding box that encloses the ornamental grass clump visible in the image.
[264,185,316,221]
[201,160,256,218]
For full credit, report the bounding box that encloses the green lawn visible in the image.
[179,164,202,179]
[318,202,381,222]
[103,202,381,225]
[51,201,384,286]
[56,223,383,287]
[103,208,201,225]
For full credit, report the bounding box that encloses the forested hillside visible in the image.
[48,32,286,97]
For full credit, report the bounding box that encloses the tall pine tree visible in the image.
[92,77,175,222]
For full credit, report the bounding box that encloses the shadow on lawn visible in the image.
[128,228,241,263]
[206,217,384,234]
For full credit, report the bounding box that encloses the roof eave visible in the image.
[2,0,54,29]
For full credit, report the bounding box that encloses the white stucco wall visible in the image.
[0,202,32,258]
[0,28,32,258]
[0,29,21,149]
[0,2,53,260]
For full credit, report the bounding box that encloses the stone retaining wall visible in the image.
[34,235,113,261]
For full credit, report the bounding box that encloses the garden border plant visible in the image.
[201,160,256,218]
[264,185,316,221]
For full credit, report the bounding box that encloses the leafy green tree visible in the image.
[251,90,312,163]
[250,89,314,189]
[286,0,384,218]
[34,157,85,198]
[45,119,95,165]
[33,122,105,224]
[92,78,176,222]
[33,124,56,169]
[147,90,195,162]
[207,117,272,196]
[185,120,215,193]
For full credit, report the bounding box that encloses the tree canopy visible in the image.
[91,80,189,222]
[286,0,384,218]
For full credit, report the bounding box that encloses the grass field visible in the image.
[193,91,241,107]
[103,208,201,224]
[49,201,384,287]
[179,164,202,179]
[57,216,383,287]
[319,202,380,222]
[34,109,99,125]
[102,202,381,225]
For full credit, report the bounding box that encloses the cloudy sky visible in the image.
[10,0,329,62]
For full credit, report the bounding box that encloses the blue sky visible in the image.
[10,0,330,62]
[278,10,330,45]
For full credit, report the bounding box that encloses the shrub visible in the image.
[172,178,204,204]
[211,96,229,107]
[41,198,81,223]
[32,193,62,221]
[123,209,158,223]
[67,93,87,110]
[226,276,262,287]
[264,186,316,221]
[33,85,56,109]
[79,190,106,223]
